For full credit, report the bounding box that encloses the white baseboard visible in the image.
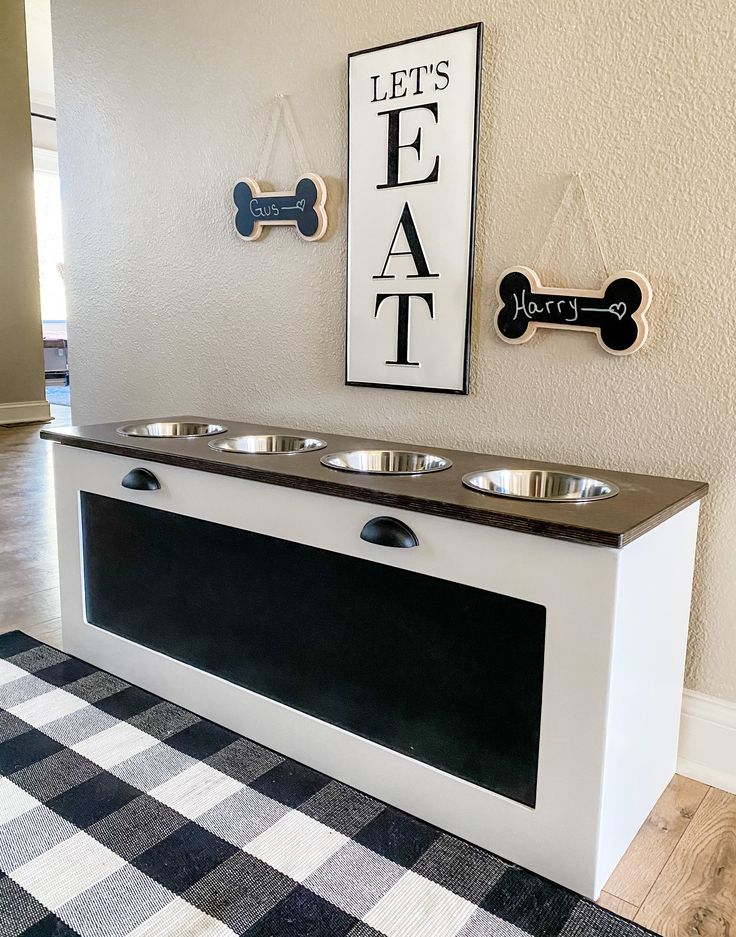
[678,689,736,794]
[0,399,52,426]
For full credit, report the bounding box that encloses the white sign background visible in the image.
[346,24,482,393]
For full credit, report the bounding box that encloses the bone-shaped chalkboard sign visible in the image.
[233,173,327,242]
[495,266,652,355]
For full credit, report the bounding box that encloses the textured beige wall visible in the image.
[0,0,47,413]
[52,0,736,700]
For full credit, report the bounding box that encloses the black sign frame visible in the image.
[345,24,483,394]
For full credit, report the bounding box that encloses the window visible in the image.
[32,148,65,324]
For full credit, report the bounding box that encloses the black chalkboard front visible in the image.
[81,493,546,807]
[495,266,652,355]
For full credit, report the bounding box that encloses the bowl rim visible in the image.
[461,468,619,502]
[208,434,328,454]
[116,421,228,438]
[320,448,453,475]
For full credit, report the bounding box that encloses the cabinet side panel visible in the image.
[597,504,700,894]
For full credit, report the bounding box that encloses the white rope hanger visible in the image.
[533,172,610,276]
[256,94,311,181]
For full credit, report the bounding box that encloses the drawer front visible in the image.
[80,490,546,807]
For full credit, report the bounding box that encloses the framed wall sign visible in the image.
[346,24,482,394]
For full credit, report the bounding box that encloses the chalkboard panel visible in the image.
[81,493,546,807]
[233,174,328,242]
[495,266,652,355]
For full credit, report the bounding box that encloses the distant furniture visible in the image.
[43,320,68,385]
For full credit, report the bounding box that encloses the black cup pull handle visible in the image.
[360,516,418,548]
[121,467,161,491]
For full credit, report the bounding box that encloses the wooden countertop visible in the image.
[41,416,708,548]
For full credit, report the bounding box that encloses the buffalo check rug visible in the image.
[0,632,657,937]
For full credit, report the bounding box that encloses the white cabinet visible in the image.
[51,442,700,898]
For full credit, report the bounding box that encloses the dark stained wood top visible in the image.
[41,416,708,548]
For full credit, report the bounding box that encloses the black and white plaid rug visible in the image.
[0,632,655,937]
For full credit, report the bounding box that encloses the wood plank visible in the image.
[0,569,59,601]
[0,587,60,632]
[0,406,68,649]
[635,787,736,936]
[40,416,708,548]
[24,618,63,649]
[596,891,638,920]
[603,774,710,906]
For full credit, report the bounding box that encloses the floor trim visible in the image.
[0,398,52,426]
[678,689,736,794]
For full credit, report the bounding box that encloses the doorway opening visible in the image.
[26,0,70,411]
[33,145,69,408]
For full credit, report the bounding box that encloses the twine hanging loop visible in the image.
[533,172,610,276]
[256,94,311,181]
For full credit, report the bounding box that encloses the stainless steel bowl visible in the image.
[209,434,326,454]
[320,449,452,475]
[117,421,227,438]
[462,468,618,502]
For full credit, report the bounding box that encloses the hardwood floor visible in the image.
[635,787,736,935]
[0,405,69,649]
[1,409,735,934]
[602,774,711,907]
